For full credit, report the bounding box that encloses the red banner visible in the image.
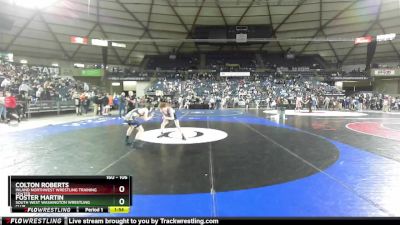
[354,35,373,44]
[70,36,88,45]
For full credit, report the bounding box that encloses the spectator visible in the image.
[92,94,100,116]
[103,93,112,116]
[4,91,19,123]
[100,93,108,116]
[84,82,89,92]
[82,96,90,115]
[118,92,126,118]
[19,80,31,95]
[0,91,6,122]
[127,95,135,112]
[79,92,86,115]
[1,77,11,90]
[72,92,81,116]
[324,96,330,110]
[382,97,390,112]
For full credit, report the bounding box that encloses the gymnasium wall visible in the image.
[373,79,400,94]
[136,81,152,97]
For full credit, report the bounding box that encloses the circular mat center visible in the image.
[141,127,228,144]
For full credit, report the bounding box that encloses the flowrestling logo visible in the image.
[140,127,228,144]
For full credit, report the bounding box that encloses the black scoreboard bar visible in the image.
[11,207,110,213]
[2,217,399,225]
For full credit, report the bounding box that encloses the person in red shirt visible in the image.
[104,93,113,116]
[4,91,19,123]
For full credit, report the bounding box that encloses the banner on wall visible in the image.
[60,68,103,77]
[30,65,60,75]
[354,35,373,44]
[377,33,396,42]
[329,76,371,81]
[70,36,88,45]
[371,69,398,76]
[220,72,250,77]
[80,69,104,77]
[107,76,150,81]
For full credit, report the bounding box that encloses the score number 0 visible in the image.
[118,185,126,205]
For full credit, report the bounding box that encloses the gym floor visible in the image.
[1,109,400,216]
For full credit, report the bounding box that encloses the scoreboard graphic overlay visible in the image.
[8,176,132,213]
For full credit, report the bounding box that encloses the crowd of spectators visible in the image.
[0,62,99,101]
[146,73,400,112]
[262,53,325,69]
[342,93,400,112]
[147,72,345,110]
[0,61,102,123]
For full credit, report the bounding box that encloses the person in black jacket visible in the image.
[92,93,100,116]
[82,96,90,115]
[127,95,135,112]
[101,93,109,116]
[307,95,313,113]
[118,92,126,118]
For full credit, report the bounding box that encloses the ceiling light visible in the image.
[13,0,59,9]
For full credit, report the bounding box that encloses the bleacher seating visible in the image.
[205,52,257,71]
[146,54,199,70]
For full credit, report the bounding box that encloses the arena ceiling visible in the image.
[0,0,400,66]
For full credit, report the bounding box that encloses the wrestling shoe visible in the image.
[125,137,131,145]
